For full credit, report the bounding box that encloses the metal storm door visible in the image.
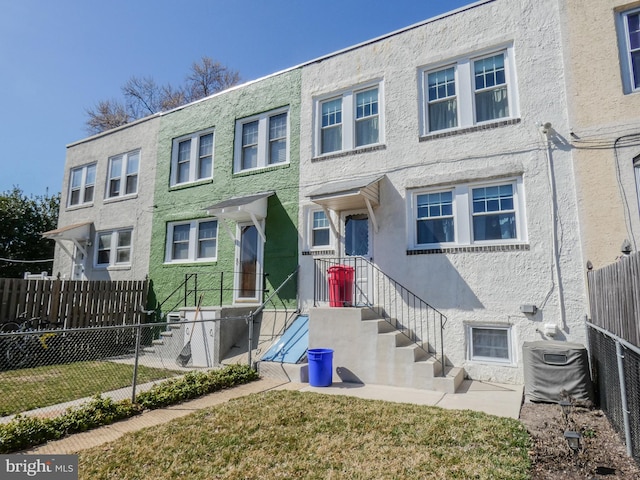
[235,222,262,303]
[342,211,373,306]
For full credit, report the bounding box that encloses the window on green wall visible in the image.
[234,107,290,173]
[170,129,214,186]
[165,219,218,263]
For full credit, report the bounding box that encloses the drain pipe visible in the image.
[539,122,567,331]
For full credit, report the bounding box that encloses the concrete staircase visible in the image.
[308,307,464,394]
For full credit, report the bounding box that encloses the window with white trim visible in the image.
[316,83,383,156]
[106,150,139,199]
[95,229,132,267]
[234,108,289,173]
[421,47,516,134]
[170,130,214,186]
[165,219,218,263]
[68,164,96,207]
[619,8,640,92]
[408,178,525,248]
[468,325,512,363]
[311,210,331,248]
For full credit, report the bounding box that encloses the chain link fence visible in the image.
[0,317,252,422]
[588,323,640,463]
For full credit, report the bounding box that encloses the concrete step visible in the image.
[431,366,465,394]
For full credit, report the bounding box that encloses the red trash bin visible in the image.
[327,265,354,307]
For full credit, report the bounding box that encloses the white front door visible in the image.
[341,210,373,306]
[72,245,86,280]
[234,222,263,303]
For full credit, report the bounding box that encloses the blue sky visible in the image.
[0,0,474,197]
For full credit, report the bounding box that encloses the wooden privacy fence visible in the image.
[0,278,148,328]
[588,252,640,347]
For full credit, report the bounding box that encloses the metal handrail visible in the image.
[314,256,447,376]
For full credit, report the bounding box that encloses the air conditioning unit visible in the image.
[523,341,594,404]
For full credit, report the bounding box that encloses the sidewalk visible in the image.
[26,378,523,455]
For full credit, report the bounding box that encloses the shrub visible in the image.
[0,364,259,453]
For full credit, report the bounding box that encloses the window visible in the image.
[468,326,512,363]
[316,83,383,155]
[234,108,289,173]
[68,164,96,207]
[416,191,454,244]
[170,130,214,186]
[409,178,525,248]
[421,47,516,134]
[619,9,640,92]
[166,219,218,263]
[106,150,139,199]
[427,67,457,132]
[95,229,132,267]
[471,184,516,241]
[312,210,331,247]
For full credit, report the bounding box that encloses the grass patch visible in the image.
[0,361,179,416]
[79,390,531,480]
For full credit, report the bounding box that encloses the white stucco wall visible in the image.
[53,115,160,281]
[298,0,586,383]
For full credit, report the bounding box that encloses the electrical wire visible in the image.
[0,257,54,264]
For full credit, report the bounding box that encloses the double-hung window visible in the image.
[106,150,139,199]
[95,229,132,268]
[234,108,289,173]
[421,47,516,134]
[619,9,640,92]
[165,219,218,263]
[427,67,457,132]
[170,130,214,186]
[68,163,96,207]
[409,178,525,248]
[316,82,383,156]
[311,210,331,248]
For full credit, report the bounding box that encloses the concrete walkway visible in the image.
[25,378,523,455]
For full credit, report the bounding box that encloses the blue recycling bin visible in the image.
[308,348,334,387]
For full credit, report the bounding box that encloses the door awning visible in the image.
[42,222,92,259]
[308,174,384,232]
[204,192,274,242]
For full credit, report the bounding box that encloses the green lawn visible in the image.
[79,390,531,480]
[0,361,179,416]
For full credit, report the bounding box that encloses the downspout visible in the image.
[540,122,567,331]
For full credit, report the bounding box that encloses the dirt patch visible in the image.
[520,402,640,479]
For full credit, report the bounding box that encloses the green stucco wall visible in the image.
[148,69,301,313]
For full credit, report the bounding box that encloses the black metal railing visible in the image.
[156,271,269,319]
[313,257,447,375]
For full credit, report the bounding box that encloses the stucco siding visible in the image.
[53,116,160,281]
[148,69,301,310]
[561,0,640,268]
[299,0,585,383]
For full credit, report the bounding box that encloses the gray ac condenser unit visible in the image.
[523,340,594,404]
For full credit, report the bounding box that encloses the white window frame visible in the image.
[420,45,518,135]
[94,228,133,268]
[314,81,384,157]
[68,163,97,207]
[170,129,214,186]
[234,107,290,173]
[306,208,333,250]
[618,8,640,93]
[467,325,513,365]
[165,219,218,263]
[407,177,526,248]
[106,150,140,200]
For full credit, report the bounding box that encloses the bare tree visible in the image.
[85,56,241,135]
[185,56,241,101]
[85,100,131,135]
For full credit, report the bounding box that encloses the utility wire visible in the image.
[0,257,54,264]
